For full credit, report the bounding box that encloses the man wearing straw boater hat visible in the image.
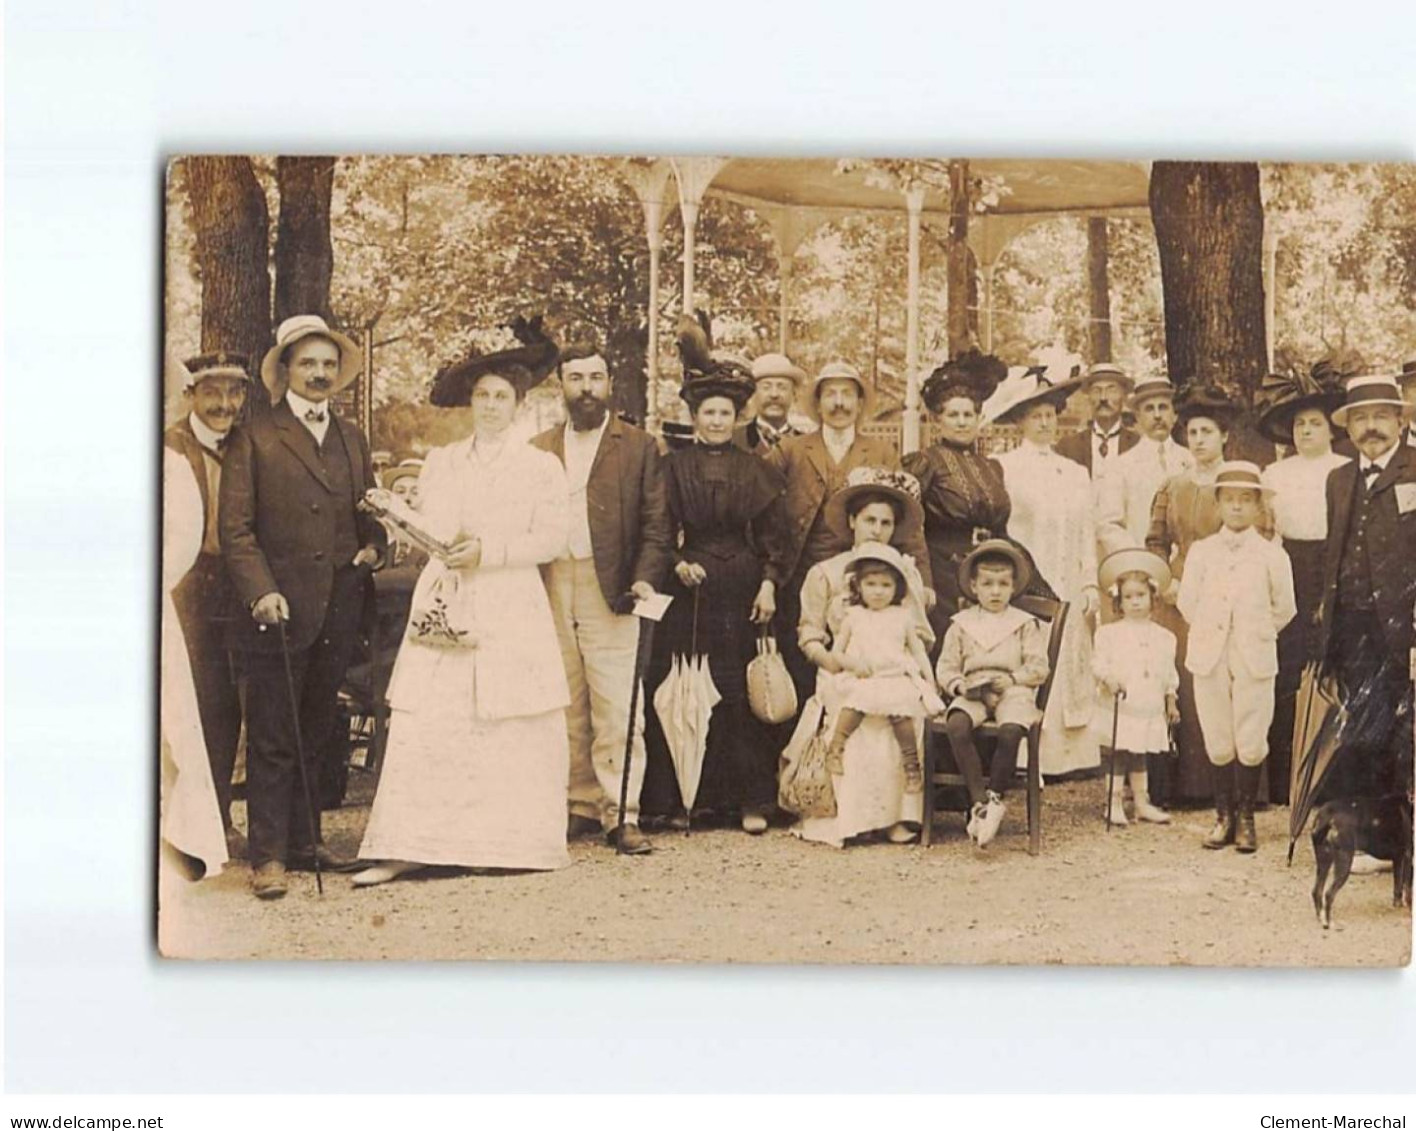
[1314,373,1416,809]
[165,351,253,859]
[767,360,931,699]
[221,315,386,899]
[1177,461,1296,853]
[1056,362,1140,478]
[1096,374,1194,556]
[737,352,813,454]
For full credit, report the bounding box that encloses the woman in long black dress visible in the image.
[642,361,791,834]
[902,352,1017,646]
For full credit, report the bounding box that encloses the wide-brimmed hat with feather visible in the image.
[981,362,1082,426]
[428,315,560,406]
[676,310,756,412]
[920,349,1008,414]
[1256,361,1350,445]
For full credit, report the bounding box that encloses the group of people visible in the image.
[159,310,1416,902]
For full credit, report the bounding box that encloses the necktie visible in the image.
[1098,430,1111,458]
[1363,465,1381,494]
[213,436,226,456]
[305,408,327,424]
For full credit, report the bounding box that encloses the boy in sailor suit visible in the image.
[935,540,1050,847]
[1177,461,1296,855]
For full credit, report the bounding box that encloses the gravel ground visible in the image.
[159,774,1411,966]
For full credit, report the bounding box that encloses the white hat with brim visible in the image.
[1098,547,1171,595]
[1128,376,1177,409]
[381,465,422,489]
[260,315,361,404]
[844,541,929,608]
[808,360,872,421]
[957,539,1033,601]
[1330,374,1412,427]
[822,466,924,544]
[1080,362,1134,391]
[1202,460,1275,498]
[751,352,807,385]
[981,367,1083,427]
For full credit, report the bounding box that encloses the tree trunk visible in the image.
[274,156,337,323]
[607,324,648,424]
[946,159,972,355]
[184,156,271,365]
[1149,162,1268,402]
[1087,216,1113,363]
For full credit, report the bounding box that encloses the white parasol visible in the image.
[652,589,720,825]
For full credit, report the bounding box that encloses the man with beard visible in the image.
[1314,374,1416,808]
[165,351,252,858]
[221,315,386,899]
[1096,375,1195,556]
[767,361,931,699]
[1057,362,1139,478]
[736,352,812,453]
[533,343,673,855]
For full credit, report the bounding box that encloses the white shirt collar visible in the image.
[822,423,856,448]
[1361,444,1398,473]
[1092,421,1122,439]
[286,389,330,420]
[188,412,228,454]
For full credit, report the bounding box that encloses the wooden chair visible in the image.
[921,596,1069,855]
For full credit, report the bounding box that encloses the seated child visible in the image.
[825,542,945,793]
[1092,548,1180,828]
[936,540,1049,847]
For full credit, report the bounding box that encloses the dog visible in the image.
[1310,794,1413,928]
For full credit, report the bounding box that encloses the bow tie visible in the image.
[212,436,227,455]
[1362,464,1381,480]
[304,408,327,424]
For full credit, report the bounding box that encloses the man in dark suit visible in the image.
[766,361,932,699]
[533,342,673,855]
[1315,374,1416,805]
[1055,362,1139,477]
[221,315,386,899]
[164,351,250,857]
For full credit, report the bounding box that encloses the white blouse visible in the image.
[1261,450,1350,542]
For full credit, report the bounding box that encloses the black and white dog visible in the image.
[1310,795,1413,928]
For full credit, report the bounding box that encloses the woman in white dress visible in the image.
[160,448,229,879]
[985,369,1101,777]
[786,468,934,847]
[354,363,571,885]
[1257,369,1350,804]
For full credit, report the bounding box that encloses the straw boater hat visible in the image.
[184,350,252,389]
[822,466,924,543]
[1255,363,1348,445]
[750,352,806,385]
[1097,547,1171,596]
[1079,361,1134,391]
[981,364,1083,426]
[1202,460,1275,498]
[1128,374,1177,410]
[957,538,1033,601]
[260,315,361,404]
[381,464,422,490]
[1330,373,1412,428]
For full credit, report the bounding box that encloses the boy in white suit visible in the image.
[1178,462,1296,854]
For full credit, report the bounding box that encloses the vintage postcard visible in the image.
[159,156,1413,964]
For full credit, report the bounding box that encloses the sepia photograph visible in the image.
[158,155,1414,966]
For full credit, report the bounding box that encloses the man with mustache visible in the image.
[1314,374,1416,809]
[1056,362,1140,478]
[767,361,931,701]
[1096,375,1194,555]
[164,351,252,858]
[533,342,673,855]
[221,315,386,899]
[736,353,813,454]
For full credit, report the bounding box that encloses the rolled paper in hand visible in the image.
[359,488,454,561]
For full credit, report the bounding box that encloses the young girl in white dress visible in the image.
[1092,548,1180,827]
[825,544,945,793]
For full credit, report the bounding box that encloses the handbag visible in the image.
[778,697,837,819]
[406,568,478,649]
[747,628,798,724]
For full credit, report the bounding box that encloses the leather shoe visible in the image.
[252,862,288,900]
[287,844,360,873]
[567,814,603,840]
[606,824,653,855]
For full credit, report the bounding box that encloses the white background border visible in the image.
[5,0,1415,1094]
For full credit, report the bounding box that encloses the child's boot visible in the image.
[1203,762,1237,849]
[1106,773,1129,827]
[1129,769,1171,824]
[1234,762,1261,853]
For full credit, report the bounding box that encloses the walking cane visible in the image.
[277,619,325,894]
[615,615,657,855]
[1106,688,1126,832]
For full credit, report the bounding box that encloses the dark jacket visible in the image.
[219,400,386,653]
[1056,425,1139,476]
[1315,440,1416,669]
[532,415,673,613]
